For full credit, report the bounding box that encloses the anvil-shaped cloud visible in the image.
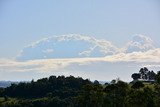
[0,34,160,81]
[16,34,155,61]
[16,34,118,61]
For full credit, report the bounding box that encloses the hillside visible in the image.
[0,70,160,107]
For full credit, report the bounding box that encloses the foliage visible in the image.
[155,71,160,84]
[131,81,144,89]
[0,68,160,107]
[131,67,156,81]
[131,73,141,80]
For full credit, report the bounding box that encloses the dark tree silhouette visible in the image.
[156,71,160,84]
[131,73,141,80]
[93,80,99,85]
[148,71,156,80]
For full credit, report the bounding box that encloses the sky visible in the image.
[0,0,160,81]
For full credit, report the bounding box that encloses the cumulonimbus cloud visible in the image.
[1,34,160,81]
[124,34,155,53]
[16,34,118,61]
[4,34,159,73]
[16,34,156,61]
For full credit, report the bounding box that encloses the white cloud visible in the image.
[105,48,160,62]
[16,34,117,61]
[124,34,155,53]
[42,49,54,54]
[17,34,156,61]
[1,34,160,81]
[2,48,160,73]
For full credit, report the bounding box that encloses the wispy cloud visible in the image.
[1,48,160,73]
[105,48,160,62]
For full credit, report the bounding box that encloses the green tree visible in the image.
[131,81,144,89]
[155,71,160,84]
[103,81,129,107]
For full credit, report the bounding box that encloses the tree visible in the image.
[93,80,99,85]
[75,84,103,107]
[110,79,116,84]
[148,71,156,80]
[131,81,144,89]
[131,73,141,80]
[139,67,149,80]
[0,88,4,97]
[126,90,148,107]
[155,71,160,84]
[104,82,109,85]
[144,67,149,72]
[104,80,129,107]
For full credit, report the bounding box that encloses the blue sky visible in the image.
[0,0,160,58]
[0,0,160,81]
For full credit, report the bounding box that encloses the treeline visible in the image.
[1,75,91,98]
[0,69,160,107]
[131,67,156,81]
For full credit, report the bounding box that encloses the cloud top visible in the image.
[16,34,117,61]
[125,34,155,53]
[1,34,159,81]
[17,34,156,61]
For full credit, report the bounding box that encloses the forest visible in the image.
[0,67,160,107]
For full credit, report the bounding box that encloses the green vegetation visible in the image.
[0,68,160,107]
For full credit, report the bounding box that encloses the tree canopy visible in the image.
[0,68,160,107]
